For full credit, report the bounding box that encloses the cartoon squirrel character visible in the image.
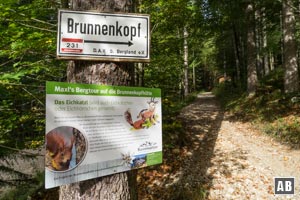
[46,127,75,171]
[124,97,158,129]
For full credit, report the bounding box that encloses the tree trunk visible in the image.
[59,0,138,199]
[223,50,227,79]
[192,62,196,91]
[261,6,270,76]
[135,63,144,87]
[246,2,258,96]
[183,26,189,97]
[269,52,275,71]
[255,7,263,79]
[283,0,299,93]
[232,24,241,84]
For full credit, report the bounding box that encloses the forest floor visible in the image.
[138,92,300,200]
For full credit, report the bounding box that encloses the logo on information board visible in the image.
[138,141,158,151]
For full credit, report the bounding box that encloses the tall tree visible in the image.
[183,26,189,97]
[59,0,137,199]
[261,6,270,76]
[246,1,258,95]
[282,0,299,93]
[139,0,194,96]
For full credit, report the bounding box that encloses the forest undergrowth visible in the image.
[213,82,300,149]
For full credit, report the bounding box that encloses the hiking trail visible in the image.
[138,92,300,199]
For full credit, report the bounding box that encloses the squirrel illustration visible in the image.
[46,127,75,171]
[124,97,158,130]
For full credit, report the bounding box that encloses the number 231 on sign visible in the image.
[61,38,84,53]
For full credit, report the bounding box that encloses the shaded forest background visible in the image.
[0,0,300,199]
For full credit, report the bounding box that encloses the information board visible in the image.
[45,81,162,188]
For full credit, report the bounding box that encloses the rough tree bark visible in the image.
[59,0,138,199]
[282,0,299,93]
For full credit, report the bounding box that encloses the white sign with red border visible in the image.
[57,10,150,62]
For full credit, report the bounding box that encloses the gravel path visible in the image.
[207,116,300,199]
[138,92,300,199]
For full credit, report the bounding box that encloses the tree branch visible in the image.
[15,21,56,33]
[0,144,44,156]
[22,87,44,106]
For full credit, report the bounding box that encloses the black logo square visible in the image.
[274,177,295,195]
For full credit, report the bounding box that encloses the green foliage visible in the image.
[212,82,243,109]
[258,68,284,92]
[161,97,185,148]
[162,93,197,148]
[25,138,44,149]
[263,116,300,146]
[141,0,209,95]
[0,0,65,148]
